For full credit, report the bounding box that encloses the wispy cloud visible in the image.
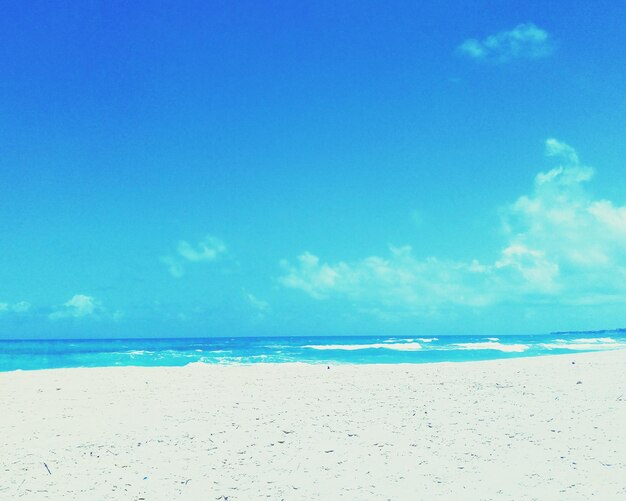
[280,247,496,317]
[160,255,185,278]
[242,291,270,323]
[0,301,31,314]
[162,235,227,278]
[177,236,226,262]
[49,294,101,320]
[246,292,270,313]
[458,23,555,63]
[545,138,579,164]
[280,139,626,318]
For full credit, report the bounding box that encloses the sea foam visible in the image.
[303,342,422,351]
[541,339,625,351]
[572,337,615,343]
[453,342,529,353]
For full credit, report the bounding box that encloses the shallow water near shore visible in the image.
[2,332,626,371]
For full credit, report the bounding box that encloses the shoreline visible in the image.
[3,346,626,375]
[2,349,625,499]
[0,348,626,378]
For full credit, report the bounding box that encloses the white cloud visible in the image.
[177,236,226,262]
[246,292,270,312]
[458,23,555,63]
[50,294,101,320]
[279,252,341,300]
[494,244,559,294]
[161,255,185,278]
[588,201,626,243]
[162,235,227,278]
[280,246,495,316]
[545,138,579,165]
[0,301,31,314]
[12,301,31,313]
[280,139,626,318]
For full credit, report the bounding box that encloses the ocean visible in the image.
[1,333,625,372]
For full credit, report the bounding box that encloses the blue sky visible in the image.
[1,1,626,338]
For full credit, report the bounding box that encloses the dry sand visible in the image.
[1,350,625,500]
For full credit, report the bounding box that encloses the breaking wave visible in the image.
[541,337,625,351]
[453,342,529,353]
[303,342,422,351]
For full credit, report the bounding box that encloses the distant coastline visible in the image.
[551,328,626,335]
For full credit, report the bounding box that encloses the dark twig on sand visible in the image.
[43,463,51,475]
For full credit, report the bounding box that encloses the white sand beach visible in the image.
[1,350,625,500]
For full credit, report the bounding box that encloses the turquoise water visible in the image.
[1,333,625,371]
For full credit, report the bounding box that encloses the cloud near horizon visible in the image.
[49,294,101,320]
[458,23,555,63]
[280,139,626,318]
